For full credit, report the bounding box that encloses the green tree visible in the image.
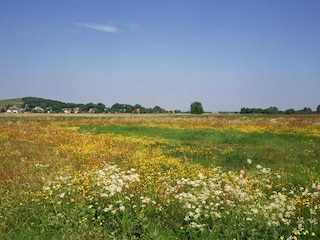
[96,103,106,113]
[296,107,312,114]
[263,106,279,114]
[302,107,312,114]
[317,104,320,114]
[149,106,166,113]
[285,108,295,114]
[190,101,204,114]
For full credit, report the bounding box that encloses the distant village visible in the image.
[5,105,92,114]
[0,97,177,114]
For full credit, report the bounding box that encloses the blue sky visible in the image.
[1,0,319,112]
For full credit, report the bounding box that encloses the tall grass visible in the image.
[1,114,320,239]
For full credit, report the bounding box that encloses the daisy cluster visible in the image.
[42,161,320,238]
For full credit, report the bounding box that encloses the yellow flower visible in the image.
[294,231,301,235]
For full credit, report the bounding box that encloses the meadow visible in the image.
[0,114,320,239]
[0,98,24,109]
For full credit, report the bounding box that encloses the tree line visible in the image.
[2,97,320,114]
[109,103,169,113]
[240,106,320,114]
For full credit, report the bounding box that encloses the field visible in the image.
[0,98,24,108]
[1,114,320,239]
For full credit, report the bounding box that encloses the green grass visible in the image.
[81,124,320,185]
[0,98,23,108]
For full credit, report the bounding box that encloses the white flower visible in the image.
[251,208,259,214]
[100,193,109,198]
[247,159,252,165]
[103,204,113,212]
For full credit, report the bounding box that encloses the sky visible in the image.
[0,0,320,112]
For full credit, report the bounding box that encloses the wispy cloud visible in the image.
[76,22,118,33]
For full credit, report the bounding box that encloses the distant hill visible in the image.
[0,98,24,108]
[0,96,107,113]
[21,96,80,110]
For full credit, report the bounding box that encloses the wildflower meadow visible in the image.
[0,114,320,239]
